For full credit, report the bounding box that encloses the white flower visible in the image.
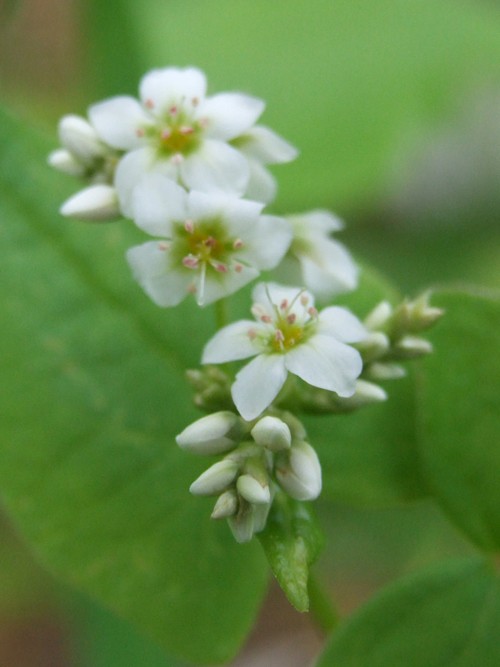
[126,174,292,307]
[277,210,359,301]
[88,66,296,214]
[202,282,367,420]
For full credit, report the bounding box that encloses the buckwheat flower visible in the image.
[88,66,295,214]
[277,210,358,301]
[126,174,292,307]
[202,282,367,420]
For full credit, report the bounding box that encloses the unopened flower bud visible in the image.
[345,379,387,406]
[211,490,238,519]
[392,293,444,334]
[366,362,406,381]
[228,503,255,543]
[48,149,86,177]
[176,411,241,455]
[252,501,272,534]
[393,336,433,359]
[276,441,322,501]
[356,331,390,363]
[364,301,393,331]
[60,184,120,221]
[189,459,239,496]
[251,416,291,452]
[237,474,271,505]
[59,114,105,164]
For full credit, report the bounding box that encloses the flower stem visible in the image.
[215,299,228,330]
[307,573,340,635]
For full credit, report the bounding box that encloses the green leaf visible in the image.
[419,288,500,551]
[126,0,500,210]
[317,557,500,667]
[0,107,268,664]
[258,495,323,612]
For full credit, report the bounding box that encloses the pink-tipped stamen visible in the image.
[182,255,199,269]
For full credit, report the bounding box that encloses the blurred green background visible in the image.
[0,0,499,665]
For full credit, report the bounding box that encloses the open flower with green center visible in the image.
[126,175,292,307]
[202,283,367,420]
[88,66,296,215]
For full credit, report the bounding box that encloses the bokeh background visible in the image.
[1,1,499,665]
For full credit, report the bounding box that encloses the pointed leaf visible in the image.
[318,557,500,667]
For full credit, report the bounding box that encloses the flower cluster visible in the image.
[49,65,442,543]
[176,411,320,542]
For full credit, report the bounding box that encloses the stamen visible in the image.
[248,328,257,340]
[300,294,309,307]
[169,105,178,115]
[204,236,217,248]
[187,283,197,294]
[275,329,285,342]
[184,219,194,233]
[192,97,200,107]
[308,306,318,318]
[233,238,244,249]
[180,126,194,135]
[171,154,184,166]
[136,128,145,137]
[158,241,169,251]
[280,299,289,311]
[145,98,155,109]
[287,313,296,324]
[161,129,171,140]
[182,255,199,269]
[234,263,243,273]
[213,262,228,273]
[261,314,272,323]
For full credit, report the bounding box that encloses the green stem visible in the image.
[308,573,341,635]
[214,298,228,330]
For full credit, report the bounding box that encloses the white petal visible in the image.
[244,161,277,204]
[285,335,362,396]
[238,126,298,164]
[202,320,261,363]
[139,67,206,115]
[232,354,287,420]
[201,93,264,140]
[115,147,177,217]
[180,140,249,195]
[300,243,358,299]
[88,97,152,150]
[126,241,190,307]
[186,189,263,225]
[197,263,259,306]
[317,307,367,342]
[60,185,120,221]
[131,173,187,236]
[241,215,292,270]
[290,209,344,234]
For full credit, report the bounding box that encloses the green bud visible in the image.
[211,490,238,519]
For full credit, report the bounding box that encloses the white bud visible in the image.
[48,149,86,177]
[189,459,239,496]
[60,185,120,221]
[394,336,433,358]
[276,441,322,501]
[356,331,390,362]
[251,416,291,452]
[351,379,387,404]
[364,301,393,331]
[211,490,238,519]
[366,362,406,380]
[59,114,105,163]
[237,474,271,505]
[252,501,272,534]
[228,504,255,543]
[176,411,240,455]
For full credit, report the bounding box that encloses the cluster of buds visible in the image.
[359,293,444,382]
[176,411,321,542]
